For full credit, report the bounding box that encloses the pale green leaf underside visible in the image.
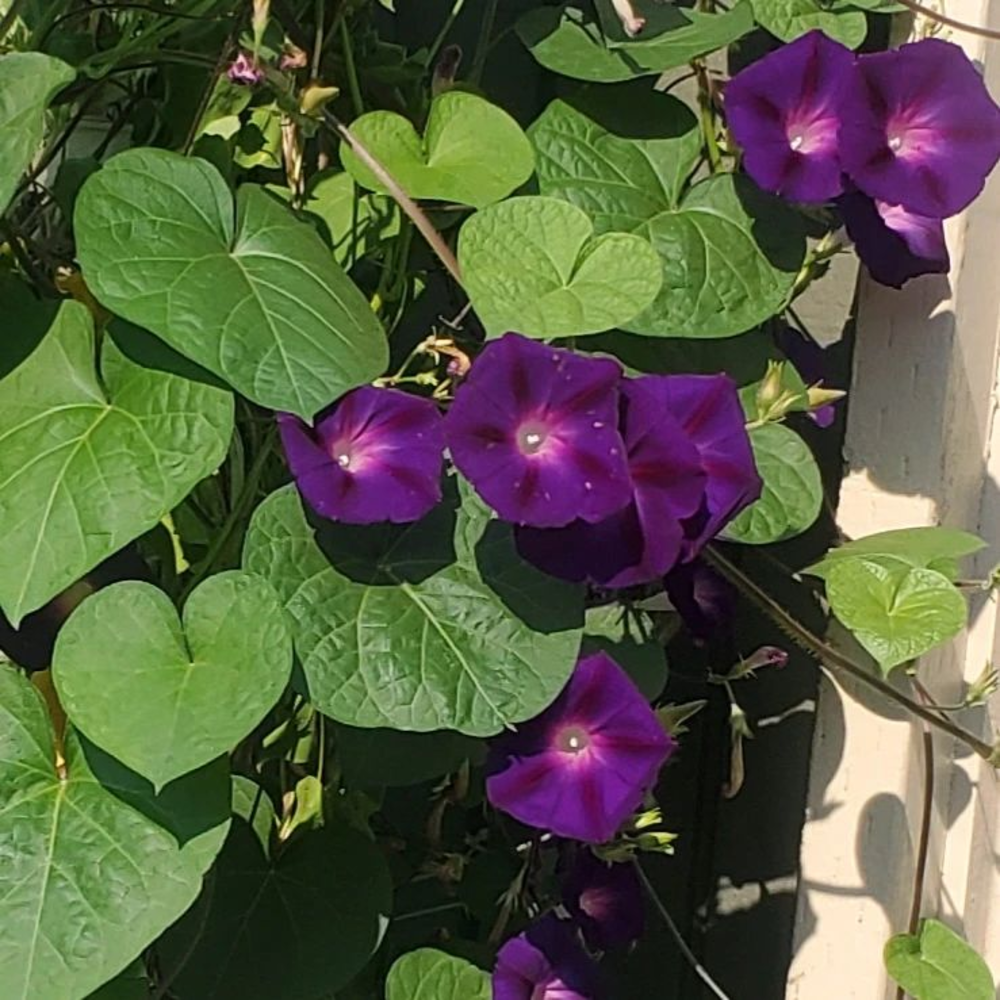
[724,423,822,544]
[458,195,662,339]
[386,949,491,1000]
[0,52,75,217]
[884,919,996,1000]
[242,486,584,736]
[53,572,292,790]
[825,559,967,672]
[0,302,233,625]
[341,90,535,209]
[75,147,388,418]
[0,668,227,1000]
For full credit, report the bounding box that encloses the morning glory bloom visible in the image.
[227,51,264,86]
[486,651,674,844]
[840,190,950,288]
[493,916,601,1000]
[840,38,1000,218]
[444,334,632,528]
[515,376,707,588]
[659,375,761,558]
[563,850,644,950]
[278,386,444,525]
[725,31,853,203]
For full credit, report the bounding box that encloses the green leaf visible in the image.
[0,274,58,381]
[624,174,807,339]
[342,90,534,209]
[386,949,491,1000]
[243,485,584,736]
[0,667,229,1000]
[723,423,822,544]
[0,52,75,217]
[825,560,968,673]
[335,724,480,788]
[75,148,388,418]
[302,169,399,265]
[583,604,667,700]
[459,195,662,338]
[0,301,233,626]
[158,819,392,1000]
[805,527,986,582]
[231,775,277,854]
[53,572,292,790]
[517,2,753,83]
[530,98,701,228]
[885,919,996,1000]
[751,0,868,46]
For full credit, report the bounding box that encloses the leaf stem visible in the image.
[338,16,364,117]
[703,546,998,763]
[892,0,1000,41]
[427,0,467,70]
[633,859,732,1000]
[323,111,463,287]
[469,0,499,84]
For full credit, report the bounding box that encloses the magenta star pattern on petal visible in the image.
[278,385,444,525]
[840,189,950,288]
[444,334,632,528]
[493,916,601,1000]
[725,31,854,203]
[486,651,674,844]
[656,375,761,558]
[840,38,1000,219]
[563,850,644,950]
[515,376,707,588]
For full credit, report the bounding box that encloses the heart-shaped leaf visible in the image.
[530,98,701,228]
[0,667,229,1000]
[341,90,535,209]
[825,559,967,673]
[884,919,995,1000]
[458,195,662,338]
[0,302,233,626]
[516,2,752,83]
[624,175,806,339]
[243,485,584,736]
[53,572,293,790]
[75,148,388,418]
[0,52,75,216]
[158,819,392,1000]
[723,423,822,544]
[750,0,868,48]
[386,949,491,1000]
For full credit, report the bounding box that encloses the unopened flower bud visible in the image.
[965,661,999,707]
[727,645,788,680]
[227,51,264,86]
[299,82,339,116]
[280,44,309,71]
[806,384,847,411]
[252,0,270,42]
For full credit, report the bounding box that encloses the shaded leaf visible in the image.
[75,148,387,418]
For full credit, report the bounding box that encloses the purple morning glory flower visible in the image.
[659,375,761,557]
[486,651,674,844]
[227,51,264,86]
[840,38,1000,218]
[493,916,601,1000]
[563,850,644,950]
[840,189,950,289]
[515,376,707,588]
[725,31,854,203]
[277,385,444,525]
[663,560,736,643]
[444,334,632,528]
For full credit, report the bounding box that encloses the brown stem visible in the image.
[323,111,464,288]
[892,0,1000,41]
[704,546,997,763]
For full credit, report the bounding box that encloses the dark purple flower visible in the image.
[725,31,854,203]
[227,51,264,86]
[486,651,674,843]
[840,189,949,288]
[494,916,600,1000]
[444,334,632,528]
[659,375,761,557]
[563,850,643,950]
[663,560,736,643]
[840,38,1000,218]
[515,376,707,587]
[278,386,444,525]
